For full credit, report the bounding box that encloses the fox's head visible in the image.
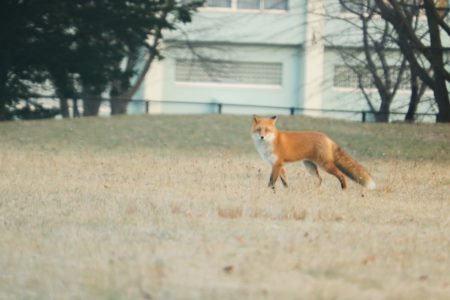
[251,115,278,142]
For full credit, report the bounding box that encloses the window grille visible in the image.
[204,0,287,10]
[264,0,288,9]
[334,66,367,88]
[206,0,232,8]
[176,60,283,86]
[333,65,411,90]
[238,0,260,9]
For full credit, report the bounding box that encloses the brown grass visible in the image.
[0,115,449,299]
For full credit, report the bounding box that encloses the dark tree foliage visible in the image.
[0,0,203,120]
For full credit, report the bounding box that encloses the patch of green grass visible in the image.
[0,114,449,160]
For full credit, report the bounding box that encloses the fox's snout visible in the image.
[255,132,274,142]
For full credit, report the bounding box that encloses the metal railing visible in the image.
[134,99,438,123]
[25,96,439,123]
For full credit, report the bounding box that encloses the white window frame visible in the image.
[201,0,288,13]
[339,0,430,18]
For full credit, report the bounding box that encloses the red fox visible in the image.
[251,115,376,190]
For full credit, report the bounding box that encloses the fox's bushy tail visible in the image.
[334,147,376,190]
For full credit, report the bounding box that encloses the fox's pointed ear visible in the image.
[271,115,278,122]
[253,114,260,124]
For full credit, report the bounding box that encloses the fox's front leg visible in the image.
[268,163,283,190]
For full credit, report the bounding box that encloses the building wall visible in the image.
[168,0,307,46]
[142,0,309,115]
[135,0,443,121]
[143,43,304,114]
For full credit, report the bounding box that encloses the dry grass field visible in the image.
[0,115,449,300]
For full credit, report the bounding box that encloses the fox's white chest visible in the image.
[253,137,278,165]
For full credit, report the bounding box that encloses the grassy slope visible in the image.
[0,114,449,160]
[0,115,449,300]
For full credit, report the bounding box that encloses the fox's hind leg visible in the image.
[303,161,322,187]
[322,162,347,189]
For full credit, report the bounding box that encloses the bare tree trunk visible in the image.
[405,70,427,122]
[424,0,450,122]
[0,71,9,120]
[110,97,129,115]
[433,76,450,122]
[58,97,70,118]
[82,94,102,116]
[405,73,420,122]
[0,101,7,121]
[73,98,80,117]
[52,70,76,119]
[375,97,391,122]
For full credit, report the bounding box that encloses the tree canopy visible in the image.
[0,0,203,120]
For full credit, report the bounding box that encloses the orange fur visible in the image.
[251,115,376,190]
